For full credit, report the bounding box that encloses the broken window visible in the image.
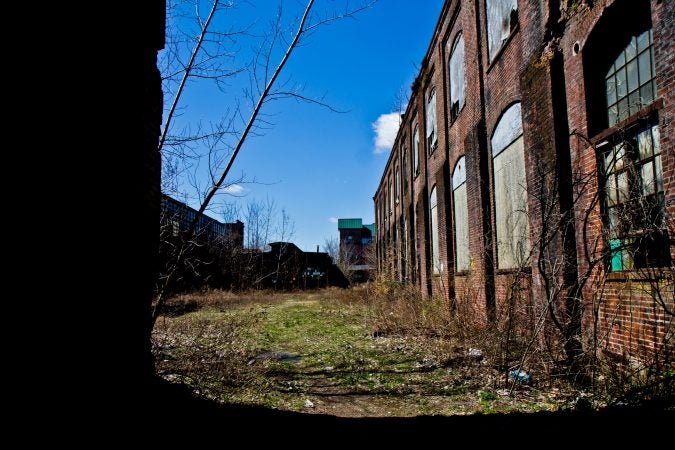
[606,29,656,127]
[599,26,668,271]
[426,87,438,153]
[449,33,466,120]
[486,0,518,62]
[430,185,440,274]
[602,124,668,270]
[413,124,420,176]
[492,103,530,269]
[452,157,469,272]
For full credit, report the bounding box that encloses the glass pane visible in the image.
[637,30,650,52]
[608,105,618,127]
[610,239,623,271]
[638,51,652,84]
[622,240,634,270]
[606,77,617,105]
[615,144,625,171]
[639,82,654,106]
[641,162,655,195]
[638,128,653,159]
[626,59,638,92]
[606,63,615,78]
[625,36,637,60]
[616,68,627,98]
[608,207,618,232]
[628,90,640,116]
[604,150,614,173]
[606,176,617,206]
[617,97,629,122]
[655,155,663,192]
[615,50,625,68]
[617,171,629,203]
[651,125,660,155]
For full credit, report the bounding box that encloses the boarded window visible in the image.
[452,156,469,272]
[492,103,530,269]
[430,186,440,274]
[449,33,466,120]
[402,142,409,193]
[413,124,420,176]
[426,88,437,152]
[486,0,518,61]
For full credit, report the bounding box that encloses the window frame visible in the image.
[448,31,466,122]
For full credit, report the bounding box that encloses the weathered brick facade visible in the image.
[374,0,673,365]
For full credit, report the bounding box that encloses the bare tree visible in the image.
[152,0,377,325]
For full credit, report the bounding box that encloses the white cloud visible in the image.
[222,184,244,194]
[372,112,401,154]
[329,217,338,223]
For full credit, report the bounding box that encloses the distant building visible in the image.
[159,193,244,291]
[257,242,348,289]
[338,218,375,282]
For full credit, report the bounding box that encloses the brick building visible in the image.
[338,218,375,281]
[374,0,673,365]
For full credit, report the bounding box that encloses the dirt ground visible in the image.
[152,289,590,417]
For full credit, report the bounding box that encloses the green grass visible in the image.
[152,290,579,417]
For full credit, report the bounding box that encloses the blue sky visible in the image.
[163,0,444,251]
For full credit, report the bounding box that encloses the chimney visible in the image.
[316,245,319,253]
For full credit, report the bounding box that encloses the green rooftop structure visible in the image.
[337,218,375,282]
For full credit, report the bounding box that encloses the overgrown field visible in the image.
[152,287,592,417]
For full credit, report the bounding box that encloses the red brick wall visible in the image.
[374,0,673,364]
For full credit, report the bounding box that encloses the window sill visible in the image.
[486,23,520,74]
[591,98,663,144]
[605,268,673,282]
[495,267,531,276]
[454,270,470,276]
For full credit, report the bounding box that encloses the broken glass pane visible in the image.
[617,171,629,203]
[651,125,660,155]
[606,77,617,105]
[606,177,617,206]
[449,34,466,115]
[639,81,653,106]
[617,97,628,122]
[626,59,638,92]
[628,90,640,116]
[616,68,627,98]
[638,128,653,159]
[641,162,655,195]
[655,155,663,192]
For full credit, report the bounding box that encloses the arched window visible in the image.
[395,164,400,204]
[429,185,440,274]
[448,33,466,120]
[606,29,656,127]
[491,102,530,269]
[402,140,409,194]
[486,0,518,61]
[598,26,668,270]
[426,87,437,153]
[413,124,420,176]
[452,157,469,272]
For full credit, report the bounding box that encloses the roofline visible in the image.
[373,1,452,200]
